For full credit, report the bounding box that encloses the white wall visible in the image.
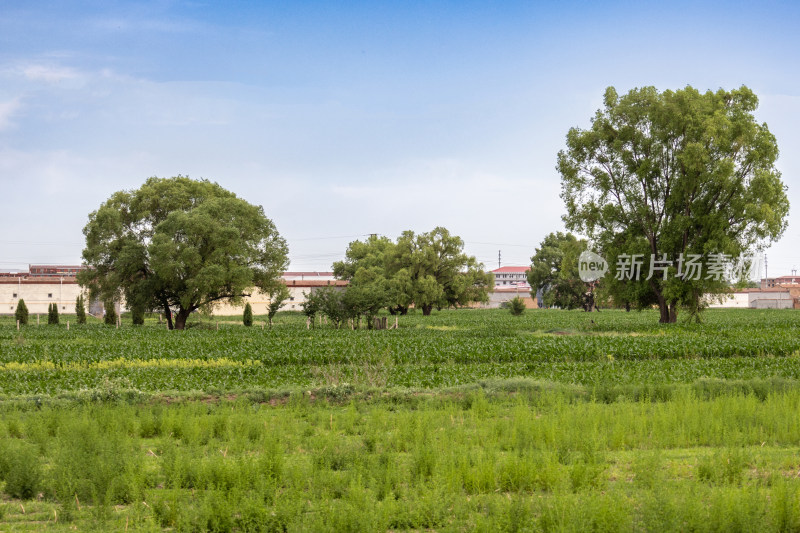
[707,292,750,308]
[0,279,85,315]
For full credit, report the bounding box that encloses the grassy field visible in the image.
[1,308,800,531]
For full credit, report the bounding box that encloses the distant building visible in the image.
[211,278,348,315]
[491,266,530,289]
[707,288,795,309]
[282,271,336,281]
[29,264,87,277]
[0,269,348,316]
[762,275,800,289]
[0,276,85,315]
[484,287,537,309]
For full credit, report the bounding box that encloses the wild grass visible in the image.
[1,388,800,530]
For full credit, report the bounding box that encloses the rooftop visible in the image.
[491,266,530,274]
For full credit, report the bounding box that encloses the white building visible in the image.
[707,288,794,309]
[491,266,530,289]
[0,277,85,315]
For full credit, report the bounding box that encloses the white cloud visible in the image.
[0,98,22,130]
[21,64,81,83]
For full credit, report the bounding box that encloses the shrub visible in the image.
[75,295,87,324]
[0,440,42,500]
[508,296,526,316]
[48,302,60,325]
[104,302,117,326]
[243,303,253,327]
[131,305,145,326]
[14,299,29,325]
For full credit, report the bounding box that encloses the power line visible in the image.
[465,240,535,248]
[286,234,371,242]
[0,240,84,246]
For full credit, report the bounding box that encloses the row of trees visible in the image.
[71,84,788,326]
[13,296,89,326]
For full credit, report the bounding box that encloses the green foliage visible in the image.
[528,232,589,309]
[75,295,87,324]
[49,415,140,507]
[131,305,145,326]
[14,299,28,325]
[559,85,789,322]
[334,229,492,316]
[243,303,253,327]
[79,176,289,329]
[508,296,526,316]
[300,290,321,325]
[0,440,42,500]
[315,286,348,328]
[2,309,800,528]
[266,284,290,327]
[104,301,117,326]
[2,309,800,395]
[2,390,800,529]
[48,302,60,325]
[389,227,492,314]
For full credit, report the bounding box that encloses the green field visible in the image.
[1,309,800,531]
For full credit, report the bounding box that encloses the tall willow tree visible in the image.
[559,86,789,323]
[79,176,289,330]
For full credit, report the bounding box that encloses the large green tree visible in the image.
[333,234,407,315]
[79,176,289,330]
[388,228,492,315]
[528,232,589,310]
[334,229,492,315]
[559,86,789,323]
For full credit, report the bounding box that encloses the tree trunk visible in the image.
[669,302,678,323]
[173,308,192,330]
[163,302,174,330]
[422,304,433,316]
[651,279,678,324]
[656,296,678,323]
[655,291,670,324]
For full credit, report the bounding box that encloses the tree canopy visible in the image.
[527,232,589,310]
[79,176,289,329]
[333,228,492,316]
[559,85,789,322]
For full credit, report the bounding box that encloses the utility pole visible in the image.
[765,254,768,280]
[498,250,501,269]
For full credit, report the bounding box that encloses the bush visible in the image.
[48,302,60,325]
[14,299,29,325]
[243,303,253,327]
[0,440,42,500]
[131,306,145,326]
[104,302,117,326]
[75,295,87,324]
[508,296,526,316]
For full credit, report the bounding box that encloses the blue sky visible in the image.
[1,1,799,275]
